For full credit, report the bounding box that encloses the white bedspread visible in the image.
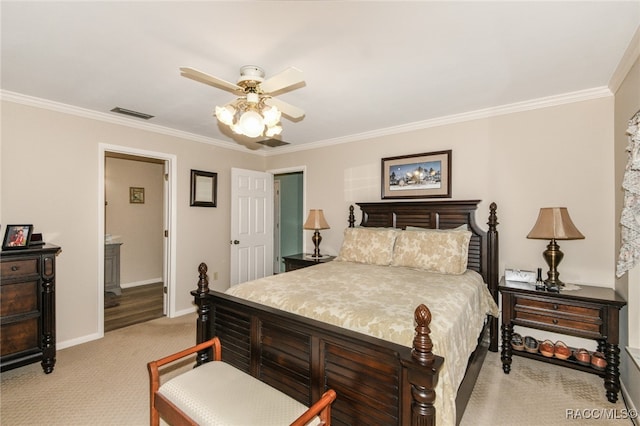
[226,260,499,425]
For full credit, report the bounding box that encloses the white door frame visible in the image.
[98,144,178,337]
[273,180,281,273]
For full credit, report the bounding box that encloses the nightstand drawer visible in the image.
[515,296,601,317]
[513,295,603,337]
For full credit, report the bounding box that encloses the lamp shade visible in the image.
[303,209,330,230]
[526,207,585,240]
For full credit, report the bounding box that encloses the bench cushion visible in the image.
[158,361,321,425]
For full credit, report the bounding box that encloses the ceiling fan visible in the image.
[180,65,305,139]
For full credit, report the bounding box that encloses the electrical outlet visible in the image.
[213,272,218,280]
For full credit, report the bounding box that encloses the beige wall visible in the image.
[105,157,164,285]
[614,54,640,411]
[0,101,264,346]
[267,98,615,287]
[1,75,637,408]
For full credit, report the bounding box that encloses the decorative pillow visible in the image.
[391,229,472,274]
[336,227,398,265]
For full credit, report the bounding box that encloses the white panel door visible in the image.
[231,168,273,286]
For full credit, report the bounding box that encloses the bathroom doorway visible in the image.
[99,144,176,335]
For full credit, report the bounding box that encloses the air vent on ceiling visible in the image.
[110,107,154,120]
[256,139,290,147]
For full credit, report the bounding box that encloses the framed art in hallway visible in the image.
[2,224,33,249]
[129,187,145,204]
[381,150,451,199]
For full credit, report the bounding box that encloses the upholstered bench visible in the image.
[148,337,336,426]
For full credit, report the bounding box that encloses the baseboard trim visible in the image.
[172,306,197,318]
[58,332,102,350]
[121,278,163,289]
[620,380,638,426]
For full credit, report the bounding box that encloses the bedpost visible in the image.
[190,262,212,365]
[403,304,442,426]
[487,202,499,352]
[348,205,355,228]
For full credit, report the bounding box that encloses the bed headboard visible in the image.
[348,200,499,305]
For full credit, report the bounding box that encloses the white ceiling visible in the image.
[2,1,639,152]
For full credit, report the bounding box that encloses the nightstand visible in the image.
[282,253,335,272]
[499,278,626,403]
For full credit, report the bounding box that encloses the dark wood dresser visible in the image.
[1,244,61,373]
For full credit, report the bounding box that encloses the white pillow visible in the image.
[391,229,472,274]
[336,227,398,266]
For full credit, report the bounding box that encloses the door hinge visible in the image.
[163,286,167,294]
[164,173,168,181]
[164,230,168,237]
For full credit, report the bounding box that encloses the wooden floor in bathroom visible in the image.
[104,282,164,332]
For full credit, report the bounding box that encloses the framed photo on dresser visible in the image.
[2,224,33,250]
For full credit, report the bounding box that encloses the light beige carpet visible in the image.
[1,313,635,425]
[461,351,634,426]
[1,313,195,425]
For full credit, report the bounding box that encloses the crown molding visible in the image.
[2,86,612,158]
[264,86,613,156]
[609,25,640,93]
[0,90,251,154]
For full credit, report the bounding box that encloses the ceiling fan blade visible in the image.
[265,97,305,120]
[260,67,305,94]
[180,67,242,93]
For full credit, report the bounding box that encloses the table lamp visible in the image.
[303,209,330,258]
[527,207,584,288]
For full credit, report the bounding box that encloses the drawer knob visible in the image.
[553,319,558,324]
[11,265,19,271]
[553,304,559,310]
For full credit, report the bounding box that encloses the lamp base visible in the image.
[311,230,323,258]
[543,239,564,288]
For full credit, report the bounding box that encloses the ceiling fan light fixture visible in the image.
[262,105,281,127]
[246,92,260,104]
[238,110,264,138]
[265,125,282,138]
[215,105,235,126]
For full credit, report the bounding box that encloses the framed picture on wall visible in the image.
[381,150,452,199]
[130,187,145,204]
[190,169,217,207]
[2,224,33,250]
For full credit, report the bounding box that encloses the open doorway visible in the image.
[272,169,305,273]
[98,144,176,336]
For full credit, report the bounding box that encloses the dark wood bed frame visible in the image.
[193,200,499,425]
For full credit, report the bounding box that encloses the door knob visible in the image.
[231,240,240,245]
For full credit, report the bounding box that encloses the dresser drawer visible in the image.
[513,295,603,338]
[1,259,38,279]
[0,281,39,317]
[1,317,39,357]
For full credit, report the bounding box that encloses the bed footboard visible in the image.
[192,263,444,426]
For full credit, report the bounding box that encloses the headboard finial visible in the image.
[348,205,355,228]
[488,202,498,230]
[197,262,209,294]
